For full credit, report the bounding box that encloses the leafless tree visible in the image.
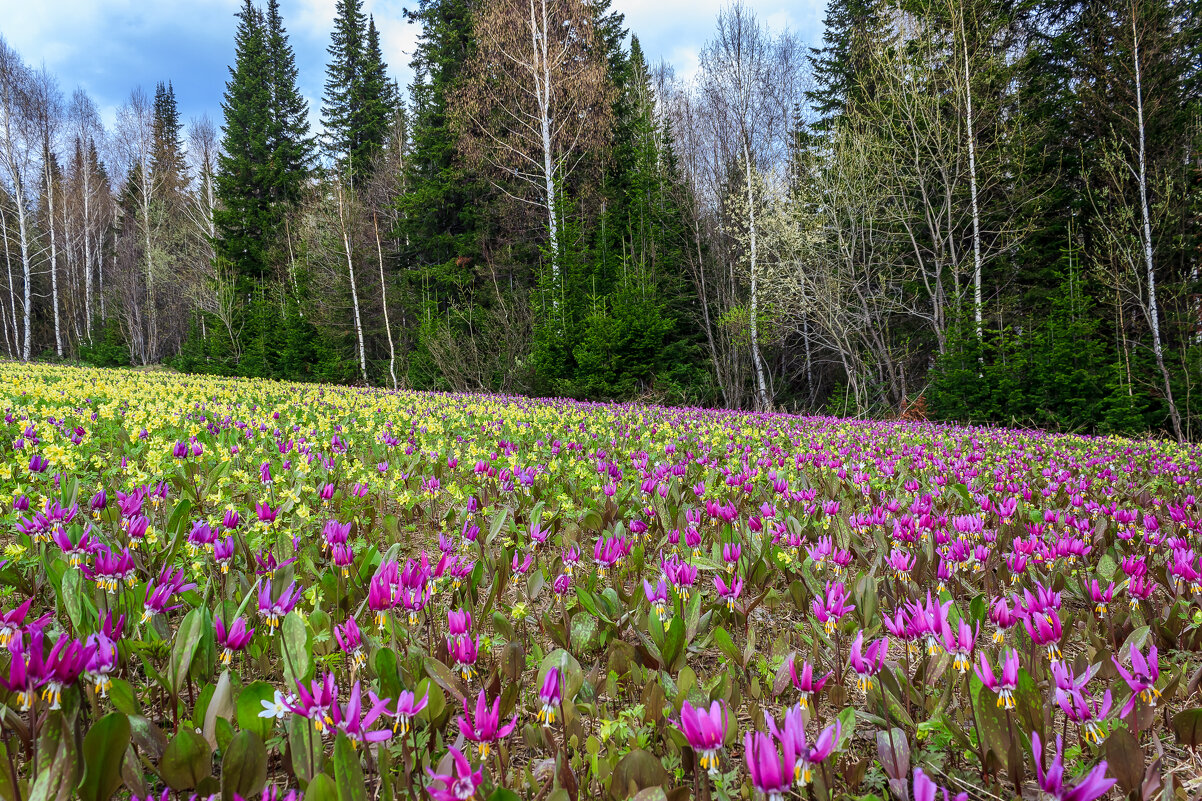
[697,3,803,410]
[454,0,612,311]
[0,38,40,361]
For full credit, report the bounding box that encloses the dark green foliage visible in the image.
[526,31,705,402]
[151,82,187,196]
[264,0,314,207]
[929,257,1156,435]
[322,0,395,183]
[216,0,311,288]
[79,318,130,368]
[807,0,889,128]
[215,1,275,286]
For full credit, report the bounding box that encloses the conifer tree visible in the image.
[807,0,888,129]
[151,82,187,199]
[264,0,313,207]
[323,0,394,183]
[216,0,274,284]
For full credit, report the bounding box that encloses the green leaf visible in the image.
[280,611,312,686]
[374,647,401,702]
[970,675,1011,769]
[487,792,522,801]
[202,670,235,750]
[304,774,339,801]
[288,717,323,783]
[414,678,446,724]
[491,610,516,642]
[169,607,210,697]
[539,649,584,703]
[108,678,140,716]
[570,614,598,652]
[333,735,369,801]
[221,730,267,801]
[713,627,742,667]
[836,705,857,752]
[78,712,131,801]
[608,750,668,800]
[166,499,193,542]
[62,568,87,632]
[158,729,212,791]
[30,710,80,801]
[424,657,468,704]
[660,616,685,672]
[488,509,508,544]
[236,681,277,742]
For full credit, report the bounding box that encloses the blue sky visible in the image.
[1,0,821,131]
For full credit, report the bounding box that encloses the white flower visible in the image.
[258,690,290,720]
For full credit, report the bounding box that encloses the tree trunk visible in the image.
[1132,9,1182,441]
[44,154,62,356]
[374,214,397,390]
[140,172,155,364]
[1,204,18,357]
[531,0,560,309]
[744,138,769,410]
[962,21,983,341]
[338,182,368,384]
[15,185,33,361]
[82,153,93,339]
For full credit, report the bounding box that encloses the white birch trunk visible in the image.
[44,156,62,356]
[140,169,155,364]
[530,0,560,305]
[1131,9,1182,441]
[1,205,17,356]
[338,181,368,384]
[82,157,93,338]
[98,228,106,320]
[374,214,397,390]
[16,189,31,361]
[962,28,983,340]
[744,138,769,410]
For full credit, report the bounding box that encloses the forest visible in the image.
[0,0,1199,437]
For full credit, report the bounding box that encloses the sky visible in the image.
[0,0,823,133]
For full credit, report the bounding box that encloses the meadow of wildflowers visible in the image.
[2,363,1201,801]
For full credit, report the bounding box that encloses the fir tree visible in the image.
[216,0,274,284]
[357,17,397,167]
[807,0,888,129]
[398,0,486,389]
[151,81,187,198]
[323,0,394,183]
[264,0,313,207]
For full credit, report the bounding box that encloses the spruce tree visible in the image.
[216,0,274,284]
[265,0,313,206]
[807,0,888,129]
[357,17,397,167]
[398,0,488,388]
[151,81,187,198]
[322,0,393,182]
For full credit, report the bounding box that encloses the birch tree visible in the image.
[1087,0,1183,441]
[32,68,64,356]
[114,87,159,363]
[454,0,612,307]
[0,38,38,361]
[68,89,103,339]
[698,4,802,410]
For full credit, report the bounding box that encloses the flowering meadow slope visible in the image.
[2,363,1202,801]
